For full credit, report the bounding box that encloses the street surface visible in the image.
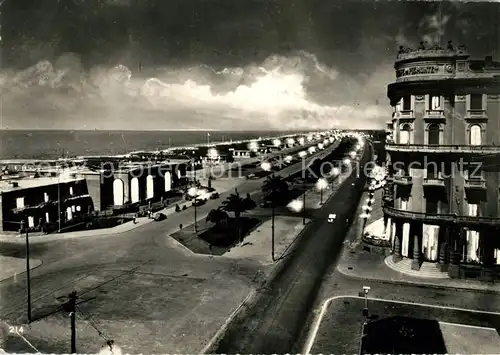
[0,138,342,353]
[307,296,500,354]
[212,140,370,353]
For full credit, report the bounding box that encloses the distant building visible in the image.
[384,44,500,280]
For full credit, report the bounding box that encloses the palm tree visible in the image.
[261,174,289,261]
[206,208,229,229]
[221,192,249,243]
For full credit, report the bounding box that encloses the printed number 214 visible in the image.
[9,326,24,334]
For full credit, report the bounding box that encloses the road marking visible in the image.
[303,295,500,355]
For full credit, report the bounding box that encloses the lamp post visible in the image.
[188,187,199,234]
[316,178,328,205]
[22,219,32,323]
[57,168,61,232]
[261,164,275,261]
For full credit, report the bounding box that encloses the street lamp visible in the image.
[261,161,272,172]
[188,186,199,233]
[316,178,328,205]
[20,219,32,323]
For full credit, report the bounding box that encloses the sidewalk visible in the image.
[0,198,195,243]
[336,190,500,294]
[223,216,308,265]
[0,256,42,282]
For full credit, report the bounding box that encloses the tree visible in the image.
[206,208,229,228]
[243,193,257,210]
[220,192,249,243]
[261,174,288,205]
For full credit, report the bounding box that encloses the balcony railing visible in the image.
[423,177,445,187]
[386,144,500,154]
[466,109,487,119]
[424,109,445,120]
[398,110,415,120]
[393,175,413,185]
[464,177,486,189]
[383,206,500,227]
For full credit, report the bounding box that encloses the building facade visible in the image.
[384,44,500,280]
[0,175,93,232]
[84,160,188,211]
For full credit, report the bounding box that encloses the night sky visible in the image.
[1,0,499,130]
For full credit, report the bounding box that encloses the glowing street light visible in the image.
[247,140,259,152]
[316,178,328,205]
[261,161,272,171]
[287,199,304,212]
[208,148,219,160]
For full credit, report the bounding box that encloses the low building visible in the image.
[82,160,189,211]
[0,174,92,232]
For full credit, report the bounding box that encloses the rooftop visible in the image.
[0,175,84,193]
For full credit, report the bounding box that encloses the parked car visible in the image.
[259,200,272,208]
[246,173,256,179]
[210,192,220,199]
[153,212,167,221]
[193,199,207,207]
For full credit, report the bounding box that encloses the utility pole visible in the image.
[271,189,275,262]
[23,219,32,323]
[57,169,61,233]
[65,291,78,354]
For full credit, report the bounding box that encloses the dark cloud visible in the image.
[0,0,498,130]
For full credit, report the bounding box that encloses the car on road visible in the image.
[246,173,257,179]
[328,214,336,223]
[210,192,220,199]
[193,198,207,206]
[260,200,272,208]
[153,212,167,221]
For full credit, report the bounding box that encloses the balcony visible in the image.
[397,110,415,121]
[464,177,486,190]
[466,109,487,120]
[423,177,445,187]
[424,109,446,121]
[386,144,500,155]
[393,175,413,185]
[383,206,500,227]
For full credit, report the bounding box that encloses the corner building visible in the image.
[384,45,500,280]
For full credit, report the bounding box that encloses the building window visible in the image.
[468,203,479,217]
[69,186,74,195]
[71,205,76,212]
[28,216,34,228]
[76,205,81,212]
[470,94,483,110]
[401,199,408,211]
[45,212,50,223]
[427,124,440,145]
[430,95,441,110]
[402,95,411,111]
[426,198,439,214]
[399,124,411,144]
[44,192,49,202]
[469,125,482,145]
[16,197,25,209]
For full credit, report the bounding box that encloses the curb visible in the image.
[335,265,500,295]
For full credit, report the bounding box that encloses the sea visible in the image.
[0,130,308,160]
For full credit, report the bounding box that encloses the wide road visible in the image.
[213,139,371,353]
